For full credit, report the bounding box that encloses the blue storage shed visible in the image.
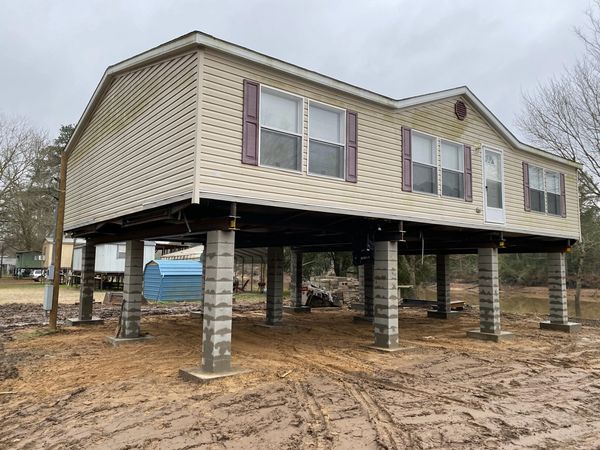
[143,260,204,302]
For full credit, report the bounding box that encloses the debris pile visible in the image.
[308,276,360,306]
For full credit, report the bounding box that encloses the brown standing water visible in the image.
[419,283,600,320]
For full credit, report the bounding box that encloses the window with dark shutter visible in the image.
[464,145,473,202]
[440,140,464,199]
[560,173,567,217]
[522,162,531,211]
[411,131,437,194]
[401,126,412,191]
[242,79,260,165]
[346,111,358,182]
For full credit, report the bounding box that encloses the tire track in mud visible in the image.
[292,381,334,449]
[292,349,475,409]
[287,351,418,448]
[344,382,403,449]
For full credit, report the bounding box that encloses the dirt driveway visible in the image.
[2,305,600,449]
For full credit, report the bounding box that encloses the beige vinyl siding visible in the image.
[64,52,199,230]
[198,49,579,239]
[399,100,580,239]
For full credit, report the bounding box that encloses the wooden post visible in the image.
[49,152,67,331]
[0,243,4,278]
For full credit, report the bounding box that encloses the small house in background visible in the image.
[71,241,157,289]
[0,256,16,277]
[143,260,204,302]
[42,237,86,271]
[15,250,43,277]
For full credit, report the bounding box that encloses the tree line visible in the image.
[0,116,73,255]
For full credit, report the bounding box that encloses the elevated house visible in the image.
[61,32,581,380]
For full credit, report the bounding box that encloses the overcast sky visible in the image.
[0,0,592,141]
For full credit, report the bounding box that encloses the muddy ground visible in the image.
[2,298,600,449]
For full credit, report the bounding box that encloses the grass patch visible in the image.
[0,282,42,289]
[235,292,268,303]
[17,327,65,340]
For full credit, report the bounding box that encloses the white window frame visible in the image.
[525,164,565,217]
[258,85,304,174]
[411,129,439,197]
[307,99,347,181]
[116,244,126,260]
[440,138,466,200]
[545,170,562,216]
[528,164,546,214]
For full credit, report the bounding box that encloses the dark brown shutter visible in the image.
[242,79,260,165]
[464,145,472,202]
[401,126,412,191]
[522,162,531,211]
[560,173,567,217]
[346,111,358,182]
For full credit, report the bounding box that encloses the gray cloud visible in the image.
[0,0,589,140]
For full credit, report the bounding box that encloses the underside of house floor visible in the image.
[66,199,580,380]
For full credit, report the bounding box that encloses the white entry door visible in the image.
[483,148,505,223]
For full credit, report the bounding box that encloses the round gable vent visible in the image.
[454,100,467,121]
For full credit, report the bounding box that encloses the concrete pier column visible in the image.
[202,230,235,371]
[180,230,247,383]
[371,241,400,350]
[285,250,310,313]
[120,240,145,338]
[428,254,460,319]
[353,261,374,322]
[66,241,103,326]
[540,252,581,333]
[467,248,513,342]
[358,265,365,304]
[364,260,374,319]
[266,247,284,325]
[105,240,148,344]
[79,243,96,320]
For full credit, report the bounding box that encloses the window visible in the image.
[412,131,437,194]
[528,165,545,213]
[259,87,303,171]
[546,171,561,215]
[308,102,345,178]
[117,244,126,259]
[441,140,464,198]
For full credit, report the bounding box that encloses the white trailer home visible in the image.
[61,32,581,380]
[72,241,156,274]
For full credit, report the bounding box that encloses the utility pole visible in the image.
[49,152,67,330]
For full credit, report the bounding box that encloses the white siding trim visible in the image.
[192,48,204,203]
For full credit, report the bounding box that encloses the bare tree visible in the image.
[0,114,49,251]
[519,1,600,316]
[0,115,47,205]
